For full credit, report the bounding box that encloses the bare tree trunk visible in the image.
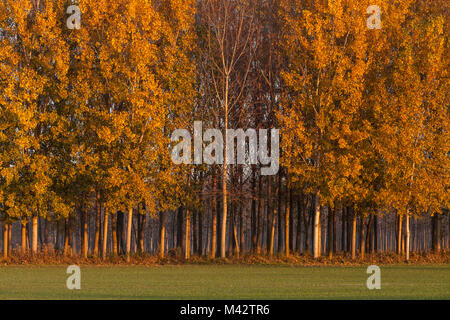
[64,218,69,255]
[102,211,109,259]
[159,211,165,258]
[21,220,27,253]
[185,209,191,259]
[313,191,321,258]
[94,190,101,256]
[211,190,217,258]
[405,212,410,261]
[296,195,303,254]
[126,207,133,262]
[111,212,118,255]
[32,213,38,254]
[351,207,357,260]
[360,216,366,260]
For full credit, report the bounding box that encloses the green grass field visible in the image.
[0,265,449,299]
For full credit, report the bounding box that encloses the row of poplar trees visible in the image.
[0,0,448,262]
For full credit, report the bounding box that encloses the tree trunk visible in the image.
[102,211,109,259]
[21,220,27,253]
[374,215,378,253]
[94,190,101,256]
[405,212,410,261]
[32,213,38,254]
[313,191,321,258]
[185,209,191,259]
[126,207,133,262]
[351,207,357,260]
[360,216,366,260]
[111,212,118,255]
[64,218,69,255]
[211,194,217,258]
[199,212,204,256]
[159,211,165,258]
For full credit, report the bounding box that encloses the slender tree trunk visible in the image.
[267,176,274,255]
[21,220,27,253]
[405,211,410,261]
[185,209,191,259]
[102,211,109,259]
[159,211,165,258]
[111,212,118,255]
[296,195,303,254]
[94,190,101,256]
[313,191,321,258]
[32,213,38,254]
[64,218,69,255]
[126,207,133,262]
[351,207,357,260]
[211,193,217,258]
[360,216,366,260]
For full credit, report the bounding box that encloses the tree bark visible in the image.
[185,209,191,259]
[360,216,366,260]
[351,207,357,260]
[159,211,165,258]
[405,211,410,261]
[126,207,133,262]
[94,190,101,256]
[21,220,27,253]
[32,213,38,254]
[313,191,321,258]
[102,211,109,259]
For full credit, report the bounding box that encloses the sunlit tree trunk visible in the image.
[21,220,27,253]
[32,213,38,254]
[313,191,321,258]
[351,207,357,260]
[405,211,410,261]
[102,211,109,259]
[126,207,133,262]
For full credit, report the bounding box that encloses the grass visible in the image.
[0,265,448,299]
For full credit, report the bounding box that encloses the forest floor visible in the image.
[0,264,448,299]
